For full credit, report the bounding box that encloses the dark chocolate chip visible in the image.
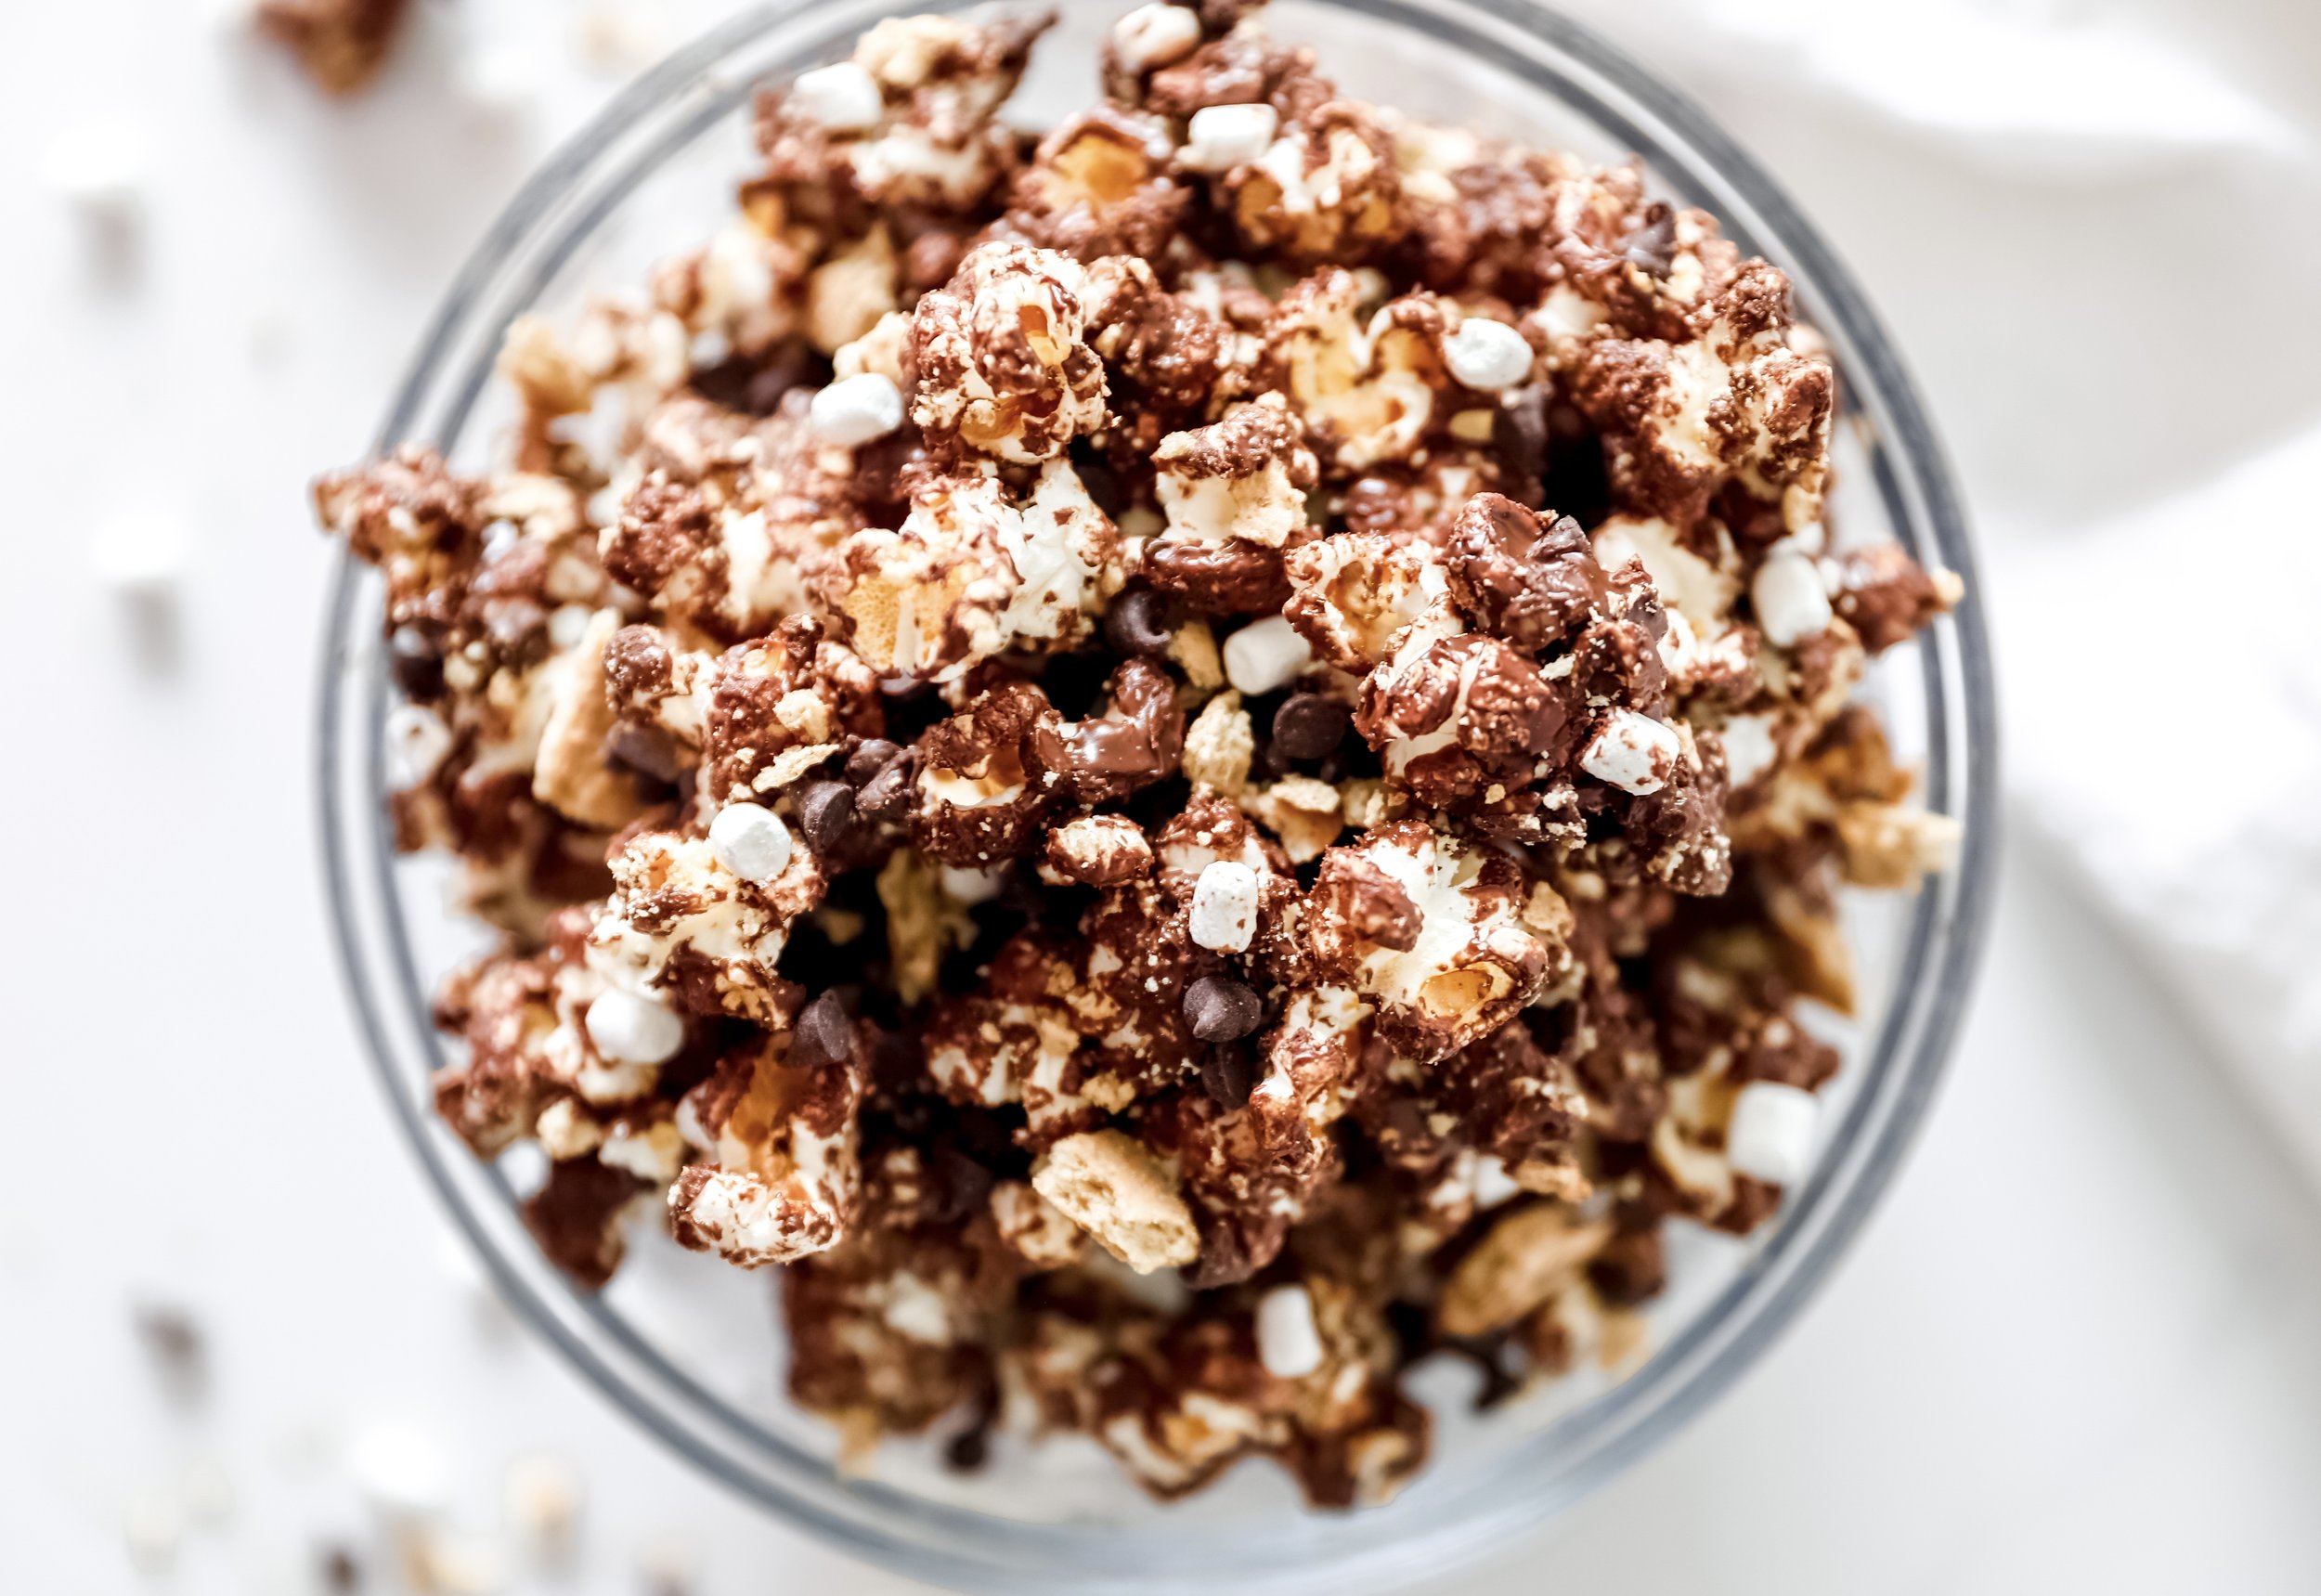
[1270,693,1349,761]
[788,992,855,1070]
[1624,204,1678,276]
[388,624,446,702]
[855,759,914,824]
[927,1144,996,1225]
[604,723,683,785]
[1197,1042,1257,1108]
[845,738,905,786]
[1103,587,1173,658]
[1183,974,1265,1043]
[796,779,857,855]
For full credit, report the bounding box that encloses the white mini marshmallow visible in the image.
[1222,615,1313,696]
[940,864,1005,904]
[1581,709,1680,795]
[453,41,544,115]
[349,1420,450,1518]
[1719,712,1780,788]
[548,603,594,651]
[385,704,454,790]
[1188,860,1260,953]
[810,372,906,446]
[1470,1152,1524,1210]
[1180,103,1278,173]
[1255,1282,1325,1379]
[1725,1080,1820,1187]
[1112,4,1203,71]
[788,61,886,133]
[91,510,188,592]
[1752,541,1834,647]
[40,120,147,218]
[585,989,686,1067]
[709,802,793,883]
[1441,318,1535,392]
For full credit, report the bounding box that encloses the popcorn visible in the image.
[1725,1080,1819,1187]
[910,241,1109,463]
[1188,860,1261,953]
[317,2,1955,1513]
[1581,709,1681,795]
[1222,616,1314,695]
[808,372,905,445]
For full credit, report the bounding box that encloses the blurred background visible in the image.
[6,0,2319,1590]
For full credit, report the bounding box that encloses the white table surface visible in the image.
[7,3,2319,1591]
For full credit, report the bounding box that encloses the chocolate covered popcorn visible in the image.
[321,2,1961,1509]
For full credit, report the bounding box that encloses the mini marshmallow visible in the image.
[1222,615,1313,696]
[40,120,146,218]
[1581,709,1680,795]
[91,509,188,592]
[1470,1152,1523,1210]
[709,802,793,883]
[1752,542,1833,647]
[1441,318,1535,392]
[1180,103,1278,172]
[1725,1080,1820,1187]
[1188,860,1260,953]
[1112,4,1202,71]
[1255,1282,1325,1379]
[349,1420,449,1517]
[585,989,686,1067]
[810,372,906,447]
[548,603,594,651]
[454,41,544,115]
[940,864,1006,904]
[789,61,886,133]
[1719,712,1780,788]
[385,704,454,790]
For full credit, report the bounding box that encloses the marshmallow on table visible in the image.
[1726,1080,1820,1187]
[40,120,146,221]
[91,510,188,593]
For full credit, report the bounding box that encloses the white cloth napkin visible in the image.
[1556,0,2321,1186]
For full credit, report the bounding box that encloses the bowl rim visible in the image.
[314,3,2000,1590]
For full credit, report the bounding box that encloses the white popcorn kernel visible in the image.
[1752,541,1834,647]
[40,120,146,219]
[708,802,793,883]
[385,704,454,790]
[1255,1282,1325,1379]
[584,989,686,1067]
[1113,4,1202,71]
[1726,1080,1820,1187]
[1720,712,1780,788]
[809,372,906,446]
[1222,615,1314,696]
[1181,103,1279,173]
[1188,860,1261,954]
[940,864,1005,904]
[1441,317,1535,392]
[91,509,189,592]
[789,61,886,132]
[1580,709,1680,796]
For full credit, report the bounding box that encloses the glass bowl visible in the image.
[316,2,1998,1590]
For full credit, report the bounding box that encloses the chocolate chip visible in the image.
[927,1144,996,1225]
[1624,204,1677,276]
[1270,694,1348,761]
[1197,1042,1257,1107]
[604,723,683,785]
[855,759,914,824]
[388,624,445,702]
[788,991,855,1070]
[1103,587,1173,658]
[796,779,856,855]
[845,738,905,786]
[319,1546,362,1594]
[1183,974,1264,1043]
